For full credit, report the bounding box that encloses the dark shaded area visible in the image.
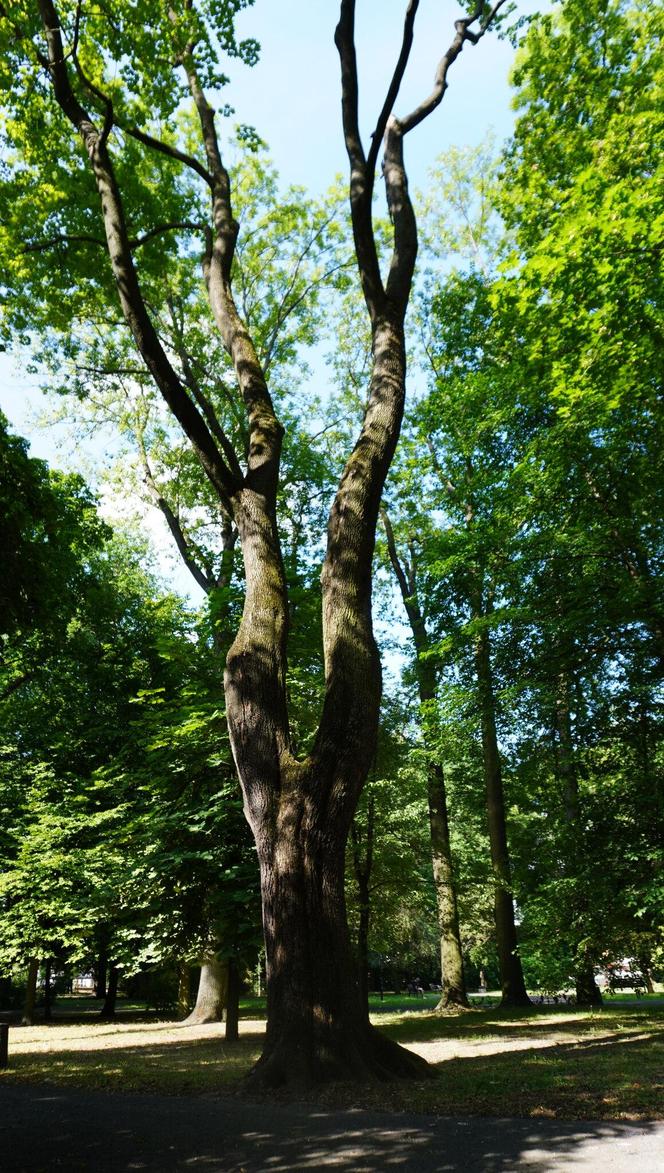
[1,1085,662,1172]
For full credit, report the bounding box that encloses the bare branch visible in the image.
[366,0,419,180]
[22,233,106,253]
[400,1,508,135]
[335,0,385,319]
[140,447,214,594]
[36,0,241,510]
[123,124,213,188]
[129,220,206,250]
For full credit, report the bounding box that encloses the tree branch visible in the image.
[335,0,385,320]
[182,47,284,499]
[36,0,240,512]
[123,125,213,188]
[399,1,508,135]
[366,0,419,181]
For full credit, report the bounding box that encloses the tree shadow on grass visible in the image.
[411,1029,664,1122]
[379,1004,663,1045]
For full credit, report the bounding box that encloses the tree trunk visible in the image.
[177,963,192,1019]
[475,629,530,1008]
[351,794,375,1019]
[381,510,468,1010]
[429,763,468,1009]
[43,959,53,1022]
[575,957,602,1007]
[100,965,119,1019]
[356,873,371,1017]
[95,941,108,1000]
[554,670,602,1007]
[246,812,428,1089]
[183,956,228,1026]
[225,956,240,1042]
[22,959,39,1026]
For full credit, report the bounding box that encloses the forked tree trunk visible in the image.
[22,959,39,1026]
[474,627,530,1008]
[183,956,229,1026]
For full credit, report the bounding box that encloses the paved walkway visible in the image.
[1,1084,662,1171]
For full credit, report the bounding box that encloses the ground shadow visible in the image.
[0,1084,662,1171]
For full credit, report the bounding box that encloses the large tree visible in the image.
[0,0,507,1085]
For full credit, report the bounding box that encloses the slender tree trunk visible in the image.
[225,956,240,1042]
[428,763,468,1009]
[95,939,108,1000]
[22,959,39,1026]
[100,965,119,1019]
[177,963,192,1019]
[183,956,228,1026]
[475,629,530,1008]
[381,510,468,1010]
[555,672,602,1008]
[356,873,371,1017]
[43,959,53,1022]
[351,794,375,1018]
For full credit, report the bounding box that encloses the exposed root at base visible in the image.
[243,1025,431,1093]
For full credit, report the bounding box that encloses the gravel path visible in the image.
[1,1083,663,1172]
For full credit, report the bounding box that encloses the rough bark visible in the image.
[575,957,603,1007]
[474,627,530,1008]
[246,797,427,1088]
[22,959,38,1026]
[183,956,229,1026]
[381,510,468,1009]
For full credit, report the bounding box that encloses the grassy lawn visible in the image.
[1,999,661,1121]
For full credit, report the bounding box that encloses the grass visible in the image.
[1,998,662,1121]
